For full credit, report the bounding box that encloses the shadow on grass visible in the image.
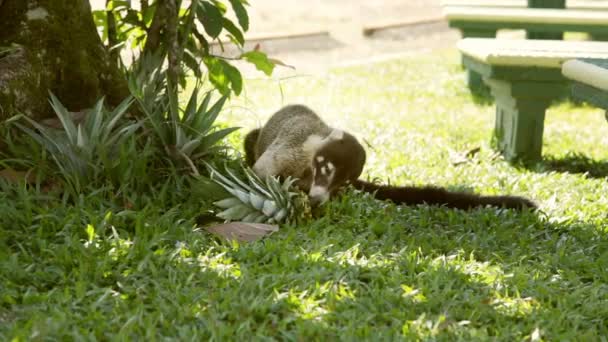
[204,205,606,339]
[539,153,608,179]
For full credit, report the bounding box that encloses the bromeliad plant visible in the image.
[128,55,238,174]
[206,163,311,224]
[14,93,141,194]
[132,81,237,174]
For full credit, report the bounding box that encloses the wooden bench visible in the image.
[442,0,608,39]
[458,38,608,162]
[445,6,608,88]
[441,0,608,10]
[562,58,608,112]
[443,6,608,42]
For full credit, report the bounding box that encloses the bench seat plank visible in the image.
[562,59,608,91]
[444,6,608,41]
[563,59,608,110]
[441,0,608,10]
[444,7,608,26]
[458,39,608,68]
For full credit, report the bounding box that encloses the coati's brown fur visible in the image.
[244,104,536,210]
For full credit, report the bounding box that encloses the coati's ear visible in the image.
[327,129,344,141]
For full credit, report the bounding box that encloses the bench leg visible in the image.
[526,0,565,40]
[460,29,497,39]
[484,78,561,162]
[459,30,496,92]
[526,31,563,40]
[590,34,608,42]
[466,69,485,91]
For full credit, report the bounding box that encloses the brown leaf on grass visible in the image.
[206,222,279,242]
[0,168,63,193]
[449,146,481,166]
[41,180,62,194]
[0,168,35,183]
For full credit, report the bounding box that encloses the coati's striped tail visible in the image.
[352,180,537,210]
[244,128,261,167]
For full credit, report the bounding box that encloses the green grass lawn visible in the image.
[2,49,608,340]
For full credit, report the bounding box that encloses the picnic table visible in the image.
[458,38,608,162]
[443,7,608,40]
[441,0,608,9]
[444,6,608,89]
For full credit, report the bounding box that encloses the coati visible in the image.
[244,104,536,210]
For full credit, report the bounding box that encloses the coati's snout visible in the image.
[308,131,366,206]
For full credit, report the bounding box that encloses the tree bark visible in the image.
[0,0,129,121]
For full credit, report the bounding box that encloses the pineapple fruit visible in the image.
[207,164,311,224]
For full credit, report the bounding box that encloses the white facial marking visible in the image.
[327,162,335,171]
[309,185,330,204]
[316,156,325,163]
[329,129,344,140]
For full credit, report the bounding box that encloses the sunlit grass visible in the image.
[2,48,608,340]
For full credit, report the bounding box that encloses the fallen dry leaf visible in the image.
[206,222,279,242]
[0,168,36,183]
[449,146,481,166]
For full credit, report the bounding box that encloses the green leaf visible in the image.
[180,137,203,156]
[86,224,95,243]
[200,127,240,150]
[228,0,249,31]
[191,28,209,55]
[199,91,213,115]
[200,95,228,134]
[220,60,243,95]
[241,51,275,76]
[92,10,109,42]
[222,18,244,46]
[203,58,243,96]
[104,97,134,140]
[48,92,78,145]
[204,57,230,95]
[142,4,156,26]
[87,97,106,143]
[182,49,203,78]
[109,0,131,10]
[197,1,223,38]
[183,86,199,123]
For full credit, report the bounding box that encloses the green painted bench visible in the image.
[458,38,608,162]
[441,0,608,10]
[443,5,608,41]
[444,6,608,88]
[562,58,608,113]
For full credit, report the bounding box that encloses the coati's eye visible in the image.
[313,156,336,182]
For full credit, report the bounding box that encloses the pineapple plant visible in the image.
[207,164,311,224]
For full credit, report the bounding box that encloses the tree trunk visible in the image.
[0,0,129,121]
